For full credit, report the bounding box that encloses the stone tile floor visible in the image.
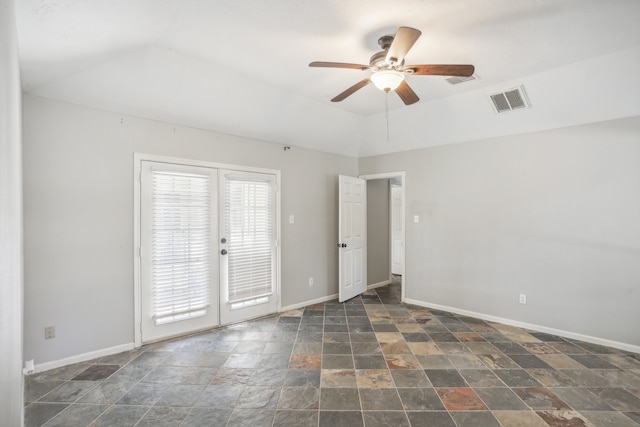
[25,280,640,426]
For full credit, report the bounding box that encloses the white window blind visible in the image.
[151,170,211,325]
[224,175,275,303]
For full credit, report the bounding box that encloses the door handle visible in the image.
[337,243,347,248]
[221,249,228,255]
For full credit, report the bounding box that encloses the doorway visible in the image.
[360,172,406,302]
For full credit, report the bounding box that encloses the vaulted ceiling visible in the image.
[15,0,640,157]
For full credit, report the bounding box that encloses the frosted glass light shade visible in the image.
[370,70,405,91]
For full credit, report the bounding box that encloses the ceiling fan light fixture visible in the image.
[370,70,404,92]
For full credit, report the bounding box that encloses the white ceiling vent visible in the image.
[489,85,531,114]
[446,74,477,85]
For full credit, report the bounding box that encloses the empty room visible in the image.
[2,0,639,426]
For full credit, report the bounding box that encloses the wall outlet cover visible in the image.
[44,326,55,339]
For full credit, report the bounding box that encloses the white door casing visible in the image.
[338,175,367,302]
[360,171,406,302]
[391,184,403,275]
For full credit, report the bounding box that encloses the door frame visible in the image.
[390,183,403,276]
[359,171,406,302]
[133,153,281,347]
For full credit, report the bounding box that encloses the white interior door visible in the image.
[338,175,367,302]
[391,184,403,275]
[219,170,278,324]
[140,161,219,343]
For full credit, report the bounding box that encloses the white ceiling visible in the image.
[15,0,640,157]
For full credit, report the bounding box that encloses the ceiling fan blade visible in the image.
[395,80,419,105]
[405,64,475,77]
[309,61,369,70]
[331,78,371,102]
[385,27,422,65]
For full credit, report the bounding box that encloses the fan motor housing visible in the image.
[369,50,404,69]
[370,34,406,69]
[369,51,387,68]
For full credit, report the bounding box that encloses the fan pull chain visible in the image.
[385,92,390,141]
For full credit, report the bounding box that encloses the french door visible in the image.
[140,161,219,342]
[219,170,278,324]
[138,158,278,343]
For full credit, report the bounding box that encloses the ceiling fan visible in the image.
[309,26,474,105]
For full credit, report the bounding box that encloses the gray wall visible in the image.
[367,179,390,285]
[21,93,640,368]
[360,116,640,348]
[1,0,24,424]
[22,95,358,364]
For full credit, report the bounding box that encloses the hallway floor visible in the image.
[25,280,640,426]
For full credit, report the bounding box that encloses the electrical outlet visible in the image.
[44,326,55,339]
[519,294,527,305]
[308,277,314,287]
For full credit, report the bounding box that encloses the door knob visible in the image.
[221,238,227,244]
[221,249,228,255]
[336,243,347,248]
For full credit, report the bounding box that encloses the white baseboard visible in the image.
[32,343,136,374]
[280,293,339,313]
[405,298,640,355]
[368,280,391,290]
[280,281,391,313]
